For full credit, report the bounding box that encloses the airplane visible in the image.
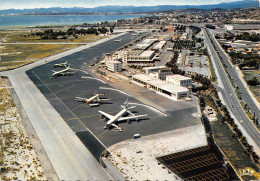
[98,99,148,132]
[114,39,122,42]
[75,92,109,107]
[53,61,68,67]
[51,64,75,79]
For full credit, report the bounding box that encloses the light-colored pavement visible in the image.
[0,32,126,180]
[1,42,88,45]
[204,28,260,154]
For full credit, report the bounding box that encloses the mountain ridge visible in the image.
[0,0,258,15]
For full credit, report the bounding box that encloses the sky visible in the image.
[0,0,253,10]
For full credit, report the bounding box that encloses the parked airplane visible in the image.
[75,92,109,107]
[114,39,122,42]
[51,64,75,79]
[99,99,148,132]
[53,61,68,67]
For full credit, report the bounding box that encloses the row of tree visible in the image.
[30,27,111,40]
[247,77,259,86]
[173,40,195,50]
[236,32,260,42]
[202,89,259,164]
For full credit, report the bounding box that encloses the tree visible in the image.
[247,77,259,86]
[148,19,153,24]
[110,27,114,34]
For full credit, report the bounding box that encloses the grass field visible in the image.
[211,120,258,180]
[243,70,260,103]
[1,29,106,43]
[0,29,106,71]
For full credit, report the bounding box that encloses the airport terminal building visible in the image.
[132,74,190,100]
[166,74,192,87]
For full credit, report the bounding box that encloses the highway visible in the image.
[0,32,128,180]
[203,28,260,154]
[207,29,260,121]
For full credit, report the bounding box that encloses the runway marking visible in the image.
[72,103,86,111]
[37,79,88,87]
[128,102,167,116]
[97,130,108,138]
[99,86,131,97]
[65,111,119,121]
[54,85,75,94]
[53,121,64,130]
[82,76,106,83]
[17,73,89,180]
[39,96,75,106]
[78,70,89,75]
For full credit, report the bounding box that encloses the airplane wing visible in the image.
[75,97,87,102]
[98,110,114,120]
[127,110,135,116]
[89,103,100,107]
[118,114,148,122]
[111,124,122,132]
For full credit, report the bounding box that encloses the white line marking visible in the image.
[99,87,131,97]
[128,102,167,116]
[82,76,106,84]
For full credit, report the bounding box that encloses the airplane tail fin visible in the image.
[52,70,57,73]
[65,63,70,69]
[125,98,129,109]
[121,98,135,110]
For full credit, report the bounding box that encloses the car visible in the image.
[133,134,141,139]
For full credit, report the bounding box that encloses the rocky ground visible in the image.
[0,78,46,180]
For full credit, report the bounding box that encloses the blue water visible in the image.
[0,14,147,28]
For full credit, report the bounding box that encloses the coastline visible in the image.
[0,14,149,29]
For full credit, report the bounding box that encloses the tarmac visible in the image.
[26,32,201,160]
[1,30,203,180]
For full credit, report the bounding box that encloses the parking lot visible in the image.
[26,32,201,159]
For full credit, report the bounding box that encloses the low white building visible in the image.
[127,50,156,64]
[132,74,190,100]
[153,41,167,51]
[106,61,122,72]
[225,25,234,31]
[134,39,157,50]
[143,66,172,80]
[115,50,128,62]
[166,74,192,87]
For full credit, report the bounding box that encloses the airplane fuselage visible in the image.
[52,67,70,78]
[107,108,127,125]
[87,94,99,104]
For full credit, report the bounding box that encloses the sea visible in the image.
[0,14,148,28]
